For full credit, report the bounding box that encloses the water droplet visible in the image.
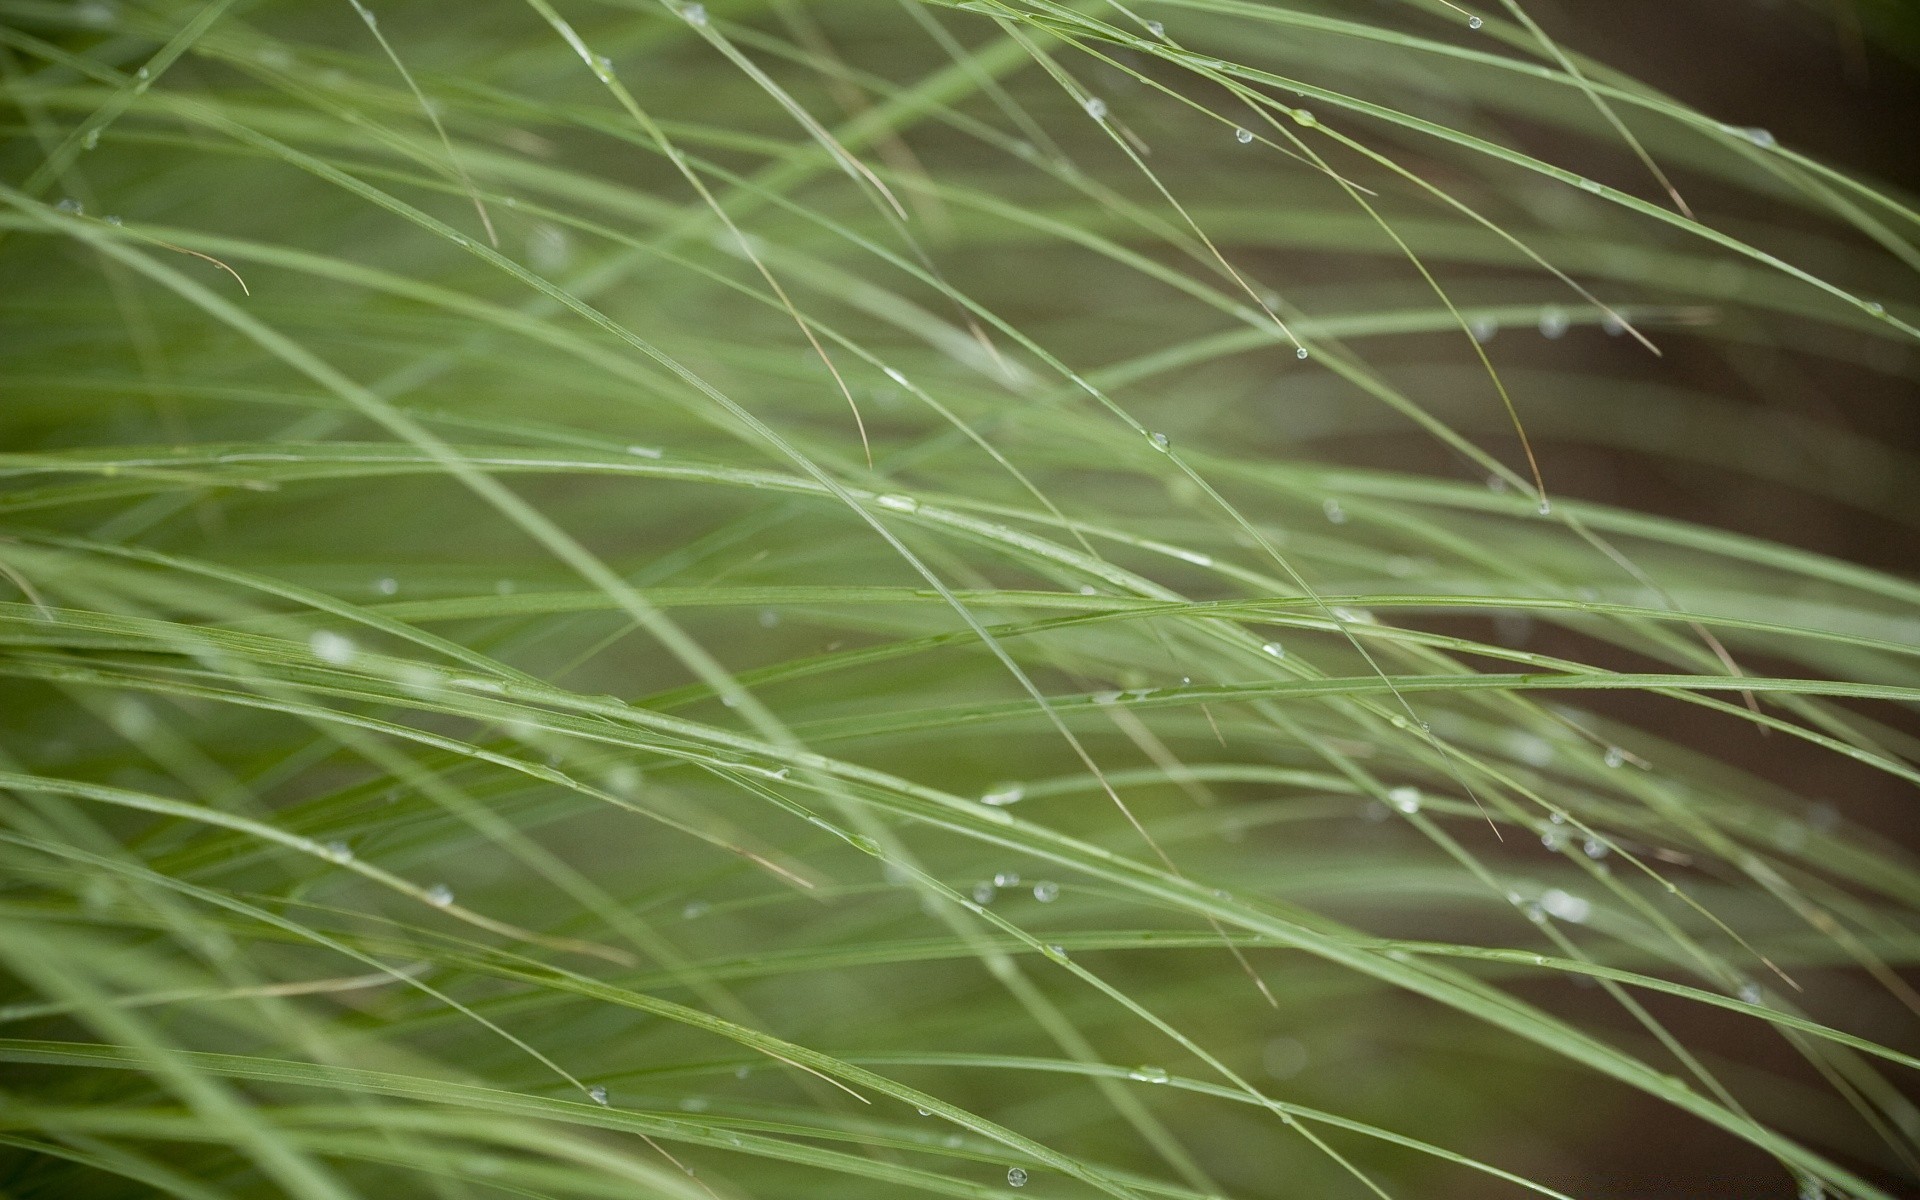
[1128,1065,1171,1083]
[425,883,454,907]
[1469,317,1497,343]
[1007,1167,1029,1187]
[1538,306,1569,339]
[1468,16,1483,30]
[876,493,919,513]
[526,223,572,272]
[1322,498,1347,524]
[1387,786,1422,814]
[374,576,398,596]
[972,881,997,905]
[682,3,707,26]
[1541,826,1570,852]
[1146,19,1164,38]
[1740,126,1775,149]
[135,66,149,81]
[1041,942,1069,964]
[1292,109,1317,128]
[682,899,709,919]
[309,630,357,665]
[916,1106,931,1116]
[1536,499,1552,516]
[1295,346,1310,360]
[1148,430,1170,451]
[1603,746,1626,769]
[82,129,100,150]
[1539,888,1591,923]
[758,608,780,628]
[588,1085,609,1105]
[1582,837,1609,860]
[623,444,662,459]
[1737,980,1763,1005]
[1234,127,1253,144]
[57,198,83,215]
[1032,880,1059,902]
[981,783,1024,807]
[104,214,122,226]
[76,1,116,27]
[322,840,353,864]
[993,871,1021,888]
[1083,97,1107,120]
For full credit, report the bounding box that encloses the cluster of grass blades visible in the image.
[1,0,1917,1196]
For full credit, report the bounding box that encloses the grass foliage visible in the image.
[2,0,1918,1196]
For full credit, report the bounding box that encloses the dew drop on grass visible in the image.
[981,783,1024,806]
[877,493,919,513]
[1083,96,1107,120]
[1387,786,1422,814]
[375,576,397,596]
[1007,1167,1029,1187]
[1507,731,1553,766]
[1583,837,1609,859]
[1738,980,1763,1005]
[1741,126,1775,148]
[1032,880,1059,902]
[529,224,572,272]
[1146,19,1164,38]
[310,630,357,665]
[1603,746,1626,768]
[1235,127,1253,144]
[1538,306,1569,339]
[57,198,82,215]
[916,1106,931,1116]
[625,444,662,459]
[681,3,707,26]
[1539,888,1591,923]
[82,129,100,150]
[1261,641,1285,659]
[322,840,353,865]
[972,881,996,905]
[1148,430,1170,451]
[994,871,1021,888]
[758,608,780,628]
[1322,498,1346,524]
[1470,317,1497,343]
[425,883,454,907]
[1541,826,1569,852]
[1536,499,1552,516]
[1468,15,1483,30]
[1041,943,1069,963]
[682,900,709,919]
[1128,1065,1170,1083]
[588,1085,609,1106]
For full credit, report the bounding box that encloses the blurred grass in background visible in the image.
[1,0,1918,1196]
